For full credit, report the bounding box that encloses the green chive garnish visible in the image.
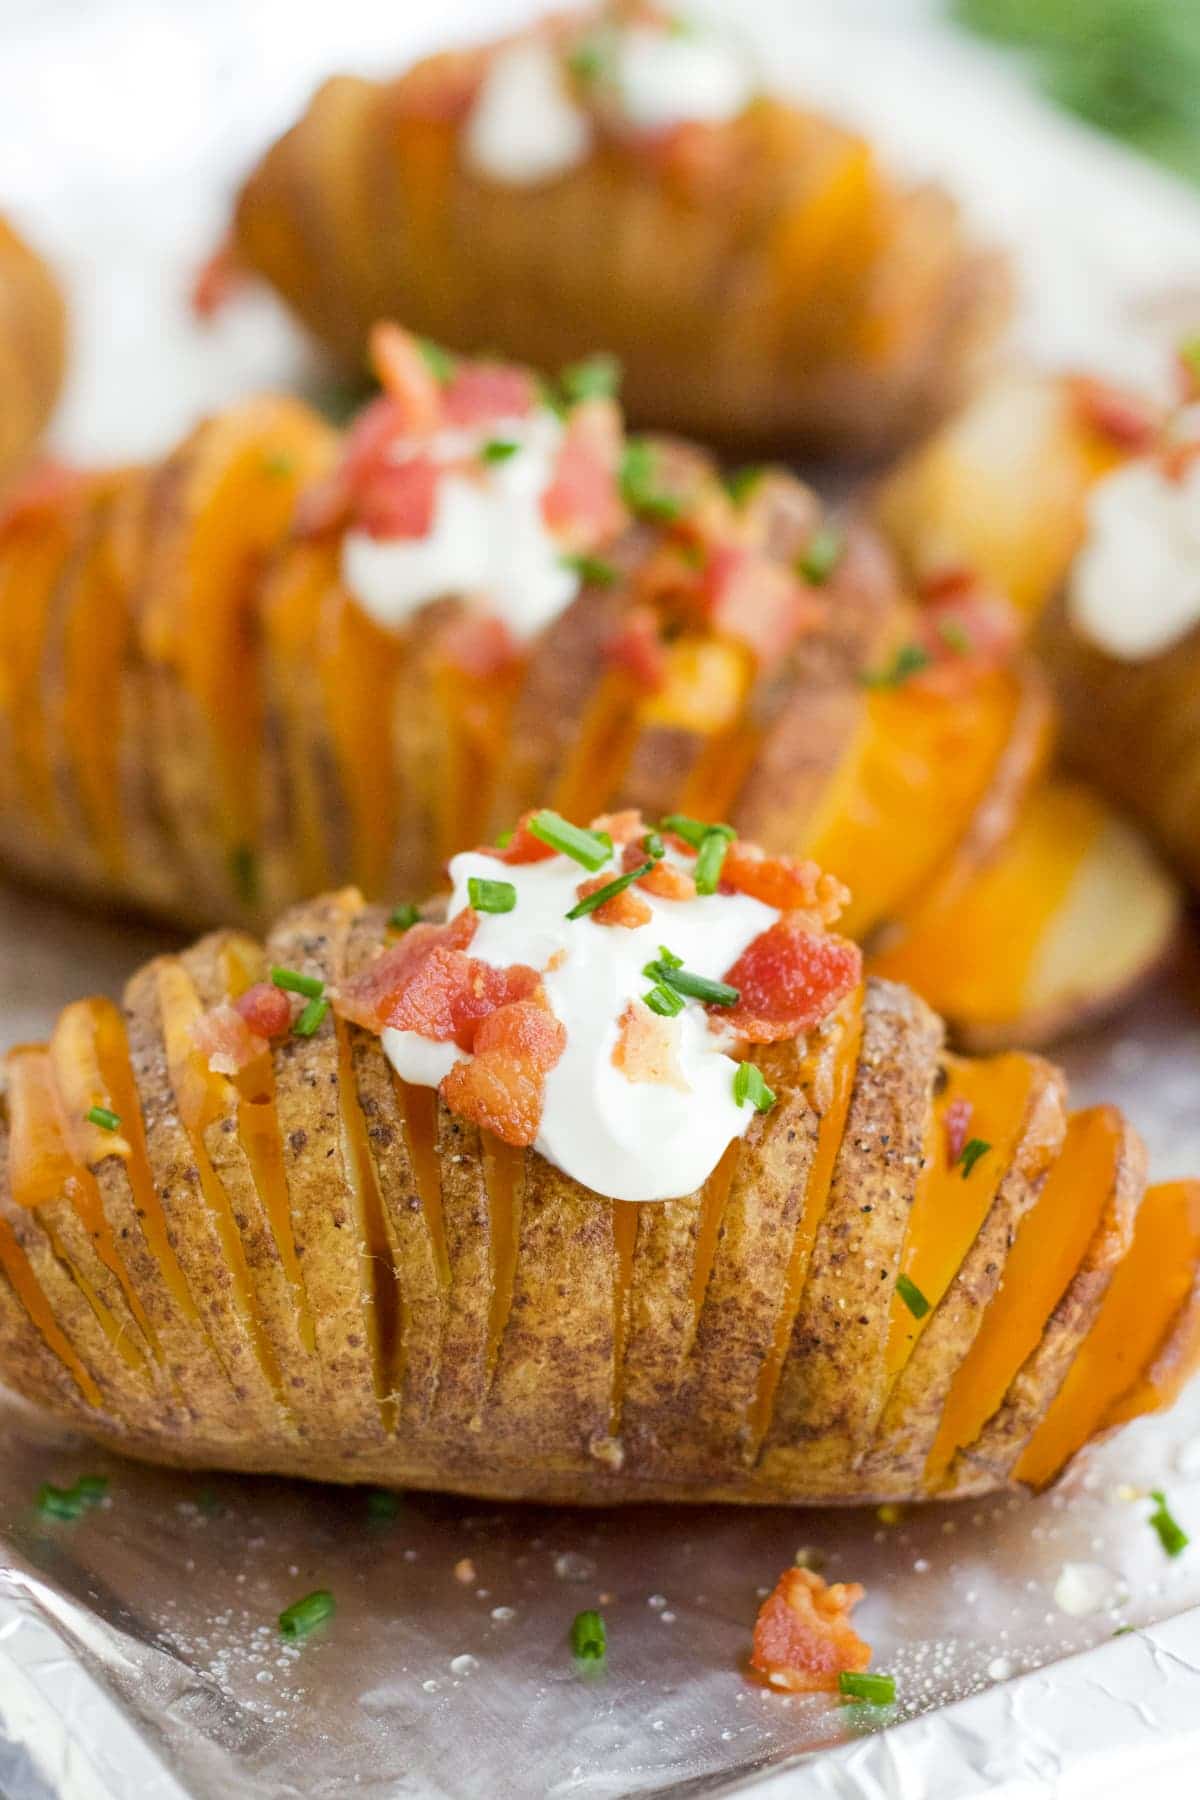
[85,1106,121,1133]
[388,902,421,932]
[619,439,682,523]
[37,1474,108,1520]
[527,810,613,871]
[561,552,619,587]
[896,1273,930,1319]
[958,1138,991,1179]
[568,39,606,83]
[230,844,258,907]
[271,966,325,999]
[724,465,765,504]
[469,876,517,914]
[481,439,520,464]
[838,1670,895,1705]
[495,828,514,849]
[566,862,652,921]
[561,353,621,404]
[417,338,456,383]
[937,617,973,655]
[293,997,330,1038]
[643,983,684,1018]
[733,1063,776,1114]
[642,832,665,860]
[798,525,844,585]
[1180,335,1200,384]
[694,825,735,895]
[366,1489,401,1521]
[862,643,932,690]
[1149,1490,1189,1558]
[570,1609,607,1663]
[262,450,296,478]
[644,944,683,973]
[279,1590,335,1639]
[643,955,739,1009]
[660,813,734,851]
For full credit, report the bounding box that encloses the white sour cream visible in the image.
[464,39,593,185]
[382,844,778,1202]
[340,408,580,640]
[612,25,757,133]
[1069,453,1200,660]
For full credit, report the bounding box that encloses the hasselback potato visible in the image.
[0,213,66,487]
[0,328,1176,1046]
[2,817,1197,1505]
[223,3,1009,459]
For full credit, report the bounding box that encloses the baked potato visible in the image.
[0,327,1178,1047]
[878,364,1200,895]
[0,214,66,488]
[2,810,1197,1504]
[222,3,1009,459]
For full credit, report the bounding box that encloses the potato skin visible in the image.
[0,215,65,488]
[0,894,1189,1505]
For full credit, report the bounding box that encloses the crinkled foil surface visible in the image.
[5,1,1200,1794]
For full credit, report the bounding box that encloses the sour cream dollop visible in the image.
[464,40,593,185]
[340,408,580,640]
[1069,453,1200,660]
[611,25,757,133]
[381,845,779,1203]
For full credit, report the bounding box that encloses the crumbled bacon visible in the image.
[1069,375,1161,452]
[441,998,566,1146]
[943,1096,974,1169]
[294,395,409,538]
[612,1001,688,1090]
[485,813,558,865]
[911,576,1022,696]
[575,873,652,929]
[541,398,627,546]
[721,843,847,923]
[720,917,862,1043]
[369,322,444,433]
[703,545,823,666]
[439,612,520,679]
[381,946,541,1050]
[622,839,697,901]
[355,455,440,540]
[442,362,536,427]
[606,606,668,692]
[190,236,243,321]
[235,981,294,1040]
[333,909,478,1031]
[750,1568,872,1694]
[192,1002,271,1077]
[1160,436,1200,485]
[593,810,646,847]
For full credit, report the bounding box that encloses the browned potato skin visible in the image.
[230,36,1008,460]
[0,216,66,488]
[0,893,1177,1505]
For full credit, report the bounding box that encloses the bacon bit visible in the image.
[486,813,558,865]
[542,398,627,547]
[911,579,1022,696]
[384,946,541,1050]
[355,455,440,540]
[369,323,444,433]
[1160,436,1200,485]
[750,1568,872,1694]
[1069,375,1161,453]
[190,235,244,321]
[593,810,647,847]
[333,910,478,1031]
[294,395,409,538]
[720,917,862,1044]
[606,606,668,692]
[439,612,520,679]
[917,564,980,605]
[612,1001,688,1090]
[0,458,83,532]
[622,839,697,901]
[192,1002,271,1077]
[703,546,823,666]
[234,982,293,1040]
[575,873,653,928]
[943,1096,974,1169]
[442,362,536,427]
[441,998,566,1146]
[721,843,848,924]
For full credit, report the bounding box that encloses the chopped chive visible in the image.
[469,876,517,914]
[568,39,607,82]
[958,1138,991,1179]
[642,831,665,860]
[481,439,520,464]
[724,465,765,504]
[643,983,685,1018]
[570,1608,607,1663]
[85,1105,121,1133]
[896,1273,930,1319]
[733,1062,776,1113]
[279,1589,335,1639]
[37,1474,108,1520]
[619,439,682,523]
[293,996,330,1038]
[365,1488,401,1521]
[561,552,619,587]
[862,643,932,689]
[660,813,734,851]
[230,844,258,908]
[937,617,973,655]
[1113,1624,1134,1637]
[417,338,456,383]
[645,943,683,974]
[262,450,296,478]
[1181,335,1200,384]
[566,861,652,920]
[388,902,421,932]
[694,826,734,895]
[270,965,325,999]
[643,956,739,1008]
[495,828,514,849]
[561,353,621,404]
[527,810,613,870]
[798,524,844,585]
[1149,1489,1189,1558]
[838,1670,895,1705]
